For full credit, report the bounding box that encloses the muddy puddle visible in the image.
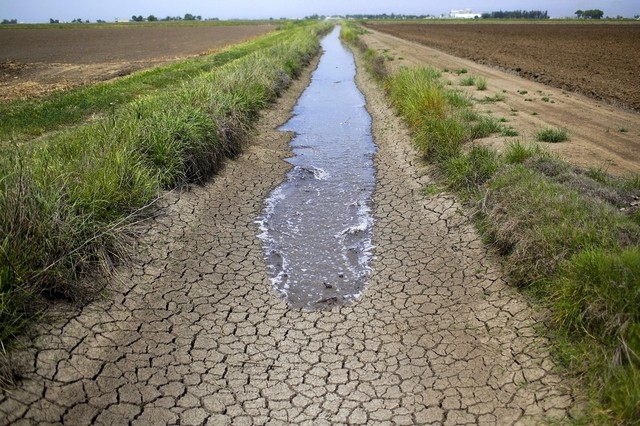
[257,26,376,310]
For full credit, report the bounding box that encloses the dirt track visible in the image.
[365,22,640,112]
[0,25,273,101]
[362,28,640,176]
[0,42,575,423]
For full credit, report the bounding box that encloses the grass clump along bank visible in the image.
[342,23,640,425]
[0,21,332,352]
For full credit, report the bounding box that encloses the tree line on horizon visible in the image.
[481,10,549,19]
[574,9,605,19]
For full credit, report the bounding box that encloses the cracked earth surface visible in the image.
[0,46,575,425]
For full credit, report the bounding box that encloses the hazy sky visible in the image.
[2,0,638,22]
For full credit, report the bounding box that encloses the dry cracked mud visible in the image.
[0,47,575,425]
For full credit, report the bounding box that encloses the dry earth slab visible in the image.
[0,46,576,425]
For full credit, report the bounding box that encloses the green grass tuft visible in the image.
[475,77,488,90]
[503,140,546,164]
[536,127,569,142]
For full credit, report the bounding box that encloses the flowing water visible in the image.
[257,26,376,310]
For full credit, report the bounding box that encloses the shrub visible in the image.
[536,127,569,142]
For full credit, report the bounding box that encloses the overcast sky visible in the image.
[2,0,638,22]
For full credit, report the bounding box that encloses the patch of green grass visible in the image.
[475,77,487,91]
[536,127,569,143]
[484,165,639,284]
[454,68,468,75]
[466,116,502,139]
[517,89,528,95]
[503,140,546,164]
[444,146,501,195]
[619,127,629,133]
[459,75,476,86]
[422,183,443,196]
[501,127,519,137]
[550,248,640,424]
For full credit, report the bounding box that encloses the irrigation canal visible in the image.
[257,26,376,309]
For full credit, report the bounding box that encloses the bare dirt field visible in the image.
[364,22,640,112]
[0,24,273,101]
[361,26,640,176]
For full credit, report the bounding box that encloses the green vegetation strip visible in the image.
[0,21,332,350]
[0,25,299,141]
[342,22,640,425]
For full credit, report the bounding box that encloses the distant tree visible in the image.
[147,15,158,21]
[575,10,584,18]
[131,15,144,22]
[583,9,604,19]
[184,13,196,21]
[49,18,59,23]
[96,19,106,23]
[1,19,17,24]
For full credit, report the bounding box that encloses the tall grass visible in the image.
[343,22,640,424]
[0,22,332,347]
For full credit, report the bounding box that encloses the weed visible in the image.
[422,183,443,196]
[541,96,550,102]
[619,127,629,133]
[517,90,528,95]
[478,94,505,104]
[475,77,488,91]
[532,112,539,116]
[454,68,468,75]
[459,75,476,86]
[444,146,501,194]
[536,127,569,143]
[503,140,546,164]
[466,116,502,139]
[501,127,519,137]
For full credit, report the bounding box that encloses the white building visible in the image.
[449,9,481,19]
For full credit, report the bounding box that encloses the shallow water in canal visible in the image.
[257,26,376,309]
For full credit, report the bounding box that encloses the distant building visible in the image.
[449,9,481,19]
[115,18,130,23]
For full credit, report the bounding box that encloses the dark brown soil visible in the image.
[0,24,273,101]
[364,22,640,111]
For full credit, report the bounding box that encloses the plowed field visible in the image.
[0,24,273,101]
[364,22,640,111]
